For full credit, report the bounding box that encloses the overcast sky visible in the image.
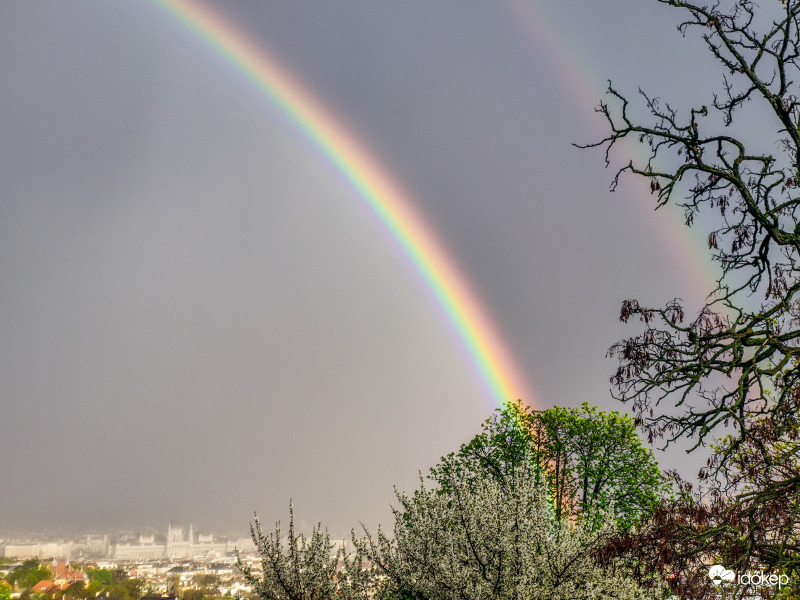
[0,1,726,538]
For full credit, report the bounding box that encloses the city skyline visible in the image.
[1,522,256,562]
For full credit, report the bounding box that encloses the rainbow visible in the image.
[502,0,718,296]
[152,0,534,408]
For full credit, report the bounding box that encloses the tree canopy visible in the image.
[86,568,113,588]
[431,400,668,529]
[7,560,51,590]
[363,456,657,600]
[236,504,374,600]
[241,403,666,600]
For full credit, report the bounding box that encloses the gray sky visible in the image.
[1,1,724,538]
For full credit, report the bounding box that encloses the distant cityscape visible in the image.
[1,523,256,562]
[0,524,270,599]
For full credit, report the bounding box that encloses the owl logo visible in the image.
[708,565,736,585]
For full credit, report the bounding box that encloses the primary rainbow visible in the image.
[153,0,534,408]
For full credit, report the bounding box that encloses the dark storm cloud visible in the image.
[0,0,713,536]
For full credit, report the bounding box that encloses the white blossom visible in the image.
[361,458,661,600]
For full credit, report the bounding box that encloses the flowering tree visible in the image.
[236,504,375,600]
[361,458,659,600]
[240,406,667,600]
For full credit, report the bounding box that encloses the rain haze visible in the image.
[1,1,722,538]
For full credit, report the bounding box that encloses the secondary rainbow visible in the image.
[153,0,534,408]
[502,0,718,296]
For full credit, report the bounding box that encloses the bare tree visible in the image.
[581,0,800,592]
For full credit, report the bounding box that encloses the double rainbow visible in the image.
[153,0,534,408]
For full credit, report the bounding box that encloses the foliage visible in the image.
[581,0,800,588]
[431,400,668,529]
[86,568,113,588]
[429,400,541,492]
[361,457,659,600]
[240,406,668,599]
[237,504,376,600]
[84,579,105,598]
[8,560,52,590]
[531,402,668,529]
[0,582,11,600]
[62,582,86,600]
[107,578,144,600]
[182,590,205,600]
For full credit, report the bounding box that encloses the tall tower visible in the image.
[166,521,192,559]
[168,522,184,543]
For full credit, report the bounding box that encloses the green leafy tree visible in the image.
[182,590,205,600]
[429,400,542,492]
[9,561,52,590]
[431,400,668,529]
[0,582,12,600]
[62,582,85,600]
[536,402,668,528]
[238,408,666,600]
[581,0,800,592]
[84,580,105,598]
[108,578,144,600]
[86,568,113,588]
